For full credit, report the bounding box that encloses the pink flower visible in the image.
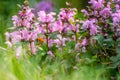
[89,0,104,9]
[100,8,112,18]
[81,9,89,16]
[54,39,61,47]
[37,11,46,22]
[47,50,54,57]
[30,30,39,41]
[90,24,98,35]
[82,19,98,35]
[70,24,79,32]
[52,20,64,33]
[81,38,87,46]
[115,4,120,10]
[54,35,70,47]
[22,19,30,28]
[36,24,45,33]
[11,31,21,44]
[21,30,30,41]
[58,8,76,22]
[12,15,19,26]
[112,10,120,27]
[37,11,56,23]
[26,9,35,21]
[48,39,54,48]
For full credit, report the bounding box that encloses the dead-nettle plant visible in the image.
[5,0,85,57]
[5,1,38,57]
[80,0,120,68]
[6,0,120,65]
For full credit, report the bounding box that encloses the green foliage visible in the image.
[0,46,115,80]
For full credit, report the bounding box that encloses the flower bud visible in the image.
[24,0,29,6]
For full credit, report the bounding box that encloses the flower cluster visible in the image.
[81,0,120,59]
[6,2,38,55]
[6,0,120,60]
[5,1,83,57]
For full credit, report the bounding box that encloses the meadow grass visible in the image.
[0,45,115,80]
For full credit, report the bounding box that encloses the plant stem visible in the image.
[30,41,33,55]
[46,23,49,51]
[75,31,77,43]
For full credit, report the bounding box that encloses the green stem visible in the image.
[46,23,49,51]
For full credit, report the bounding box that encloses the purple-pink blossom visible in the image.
[100,8,112,18]
[112,10,120,27]
[47,50,54,57]
[89,0,104,9]
[82,19,98,35]
[37,11,56,23]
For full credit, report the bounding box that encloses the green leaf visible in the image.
[104,38,114,47]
